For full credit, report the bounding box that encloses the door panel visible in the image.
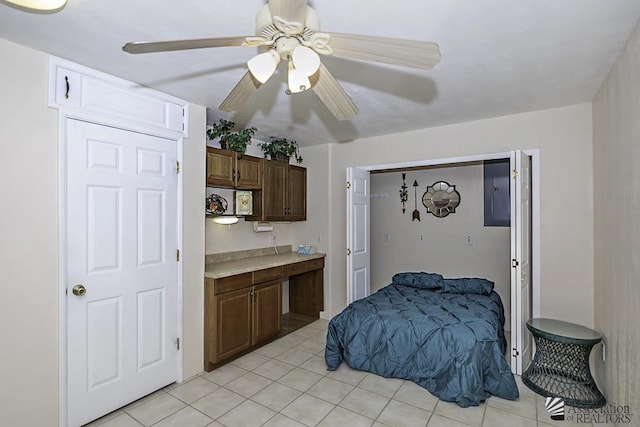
[236,155,262,189]
[87,297,121,390]
[67,119,178,426]
[137,288,165,370]
[263,161,288,220]
[287,165,307,220]
[510,151,533,374]
[253,281,282,344]
[216,289,252,360]
[346,167,370,303]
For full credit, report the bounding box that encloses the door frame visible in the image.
[55,113,185,426]
[346,149,541,355]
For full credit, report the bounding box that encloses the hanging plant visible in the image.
[258,137,303,164]
[207,119,256,155]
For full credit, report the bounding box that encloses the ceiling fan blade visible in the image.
[268,0,307,25]
[310,63,358,121]
[219,71,262,112]
[326,32,441,70]
[123,36,250,54]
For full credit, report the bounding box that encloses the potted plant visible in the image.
[207,118,257,155]
[258,137,303,164]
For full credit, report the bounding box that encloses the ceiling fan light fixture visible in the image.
[286,45,319,93]
[291,46,320,75]
[287,60,311,94]
[247,50,280,84]
[4,0,66,11]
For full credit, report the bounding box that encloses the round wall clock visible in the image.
[422,181,461,218]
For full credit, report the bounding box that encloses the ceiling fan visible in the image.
[123,0,441,121]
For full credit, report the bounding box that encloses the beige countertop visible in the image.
[204,251,325,279]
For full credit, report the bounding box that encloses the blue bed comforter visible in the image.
[325,273,519,407]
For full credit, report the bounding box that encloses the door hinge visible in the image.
[346,181,351,189]
[512,169,519,180]
[176,161,180,173]
[512,347,519,357]
[176,249,180,262]
[175,338,180,350]
[512,258,519,268]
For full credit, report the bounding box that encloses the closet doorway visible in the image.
[346,150,538,374]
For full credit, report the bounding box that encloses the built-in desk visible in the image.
[204,251,325,371]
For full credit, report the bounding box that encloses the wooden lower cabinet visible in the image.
[215,288,252,361]
[205,276,282,370]
[252,280,282,344]
[204,256,325,371]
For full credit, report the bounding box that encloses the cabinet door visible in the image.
[252,280,282,345]
[263,160,288,221]
[236,156,262,189]
[287,165,307,221]
[206,148,235,188]
[216,288,252,361]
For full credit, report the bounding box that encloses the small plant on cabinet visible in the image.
[207,118,256,155]
[258,137,303,164]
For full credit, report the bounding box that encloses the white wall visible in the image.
[592,19,640,409]
[370,165,511,322]
[320,103,594,330]
[0,38,207,424]
[0,38,59,427]
[181,105,207,379]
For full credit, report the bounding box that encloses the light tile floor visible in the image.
[87,319,596,427]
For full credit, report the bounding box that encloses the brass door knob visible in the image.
[72,284,87,296]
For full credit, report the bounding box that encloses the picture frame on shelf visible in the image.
[235,190,253,215]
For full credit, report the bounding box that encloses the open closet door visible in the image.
[510,151,533,374]
[346,167,370,304]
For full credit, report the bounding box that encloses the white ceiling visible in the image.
[1,0,639,146]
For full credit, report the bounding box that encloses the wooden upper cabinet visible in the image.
[287,165,307,221]
[235,155,262,189]
[206,147,262,189]
[206,148,234,187]
[262,160,289,221]
[206,146,306,222]
[253,160,306,222]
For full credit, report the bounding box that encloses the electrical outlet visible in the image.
[269,234,276,245]
[384,233,390,242]
[465,235,473,245]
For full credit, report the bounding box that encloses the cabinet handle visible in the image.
[64,76,70,99]
[232,169,236,181]
[236,171,241,181]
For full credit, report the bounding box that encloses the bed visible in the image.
[325,272,519,407]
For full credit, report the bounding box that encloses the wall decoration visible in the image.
[235,190,253,215]
[412,180,421,221]
[422,181,461,218]
[206,193,228,215]
[399,173,408,214]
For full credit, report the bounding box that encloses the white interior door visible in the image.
[66,119,178,426]
[510,151,533,374]
[346,167,370,303]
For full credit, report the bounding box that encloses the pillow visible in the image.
[440,277,494,295]
[391,272,443,290]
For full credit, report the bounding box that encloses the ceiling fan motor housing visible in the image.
[256,4,320,40]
